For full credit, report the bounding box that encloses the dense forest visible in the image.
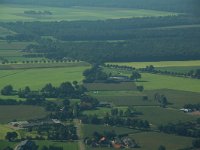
[1,0,200,15]
[2,16,200,63]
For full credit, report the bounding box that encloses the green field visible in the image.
[0,65,89,90]
[89,90,157,106]
[0,105,48,123]
[131,132,193,150]
[138,73,200,93]
[108,60,200,68]
[0,4,178,22]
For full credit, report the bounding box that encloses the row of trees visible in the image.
[158,119,200,138]
[1,81,87,98]
[81,115,150,129]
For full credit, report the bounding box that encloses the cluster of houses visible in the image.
[84,136,137,149]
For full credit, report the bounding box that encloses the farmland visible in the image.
[0,4,178,22]
[0,105,48,123]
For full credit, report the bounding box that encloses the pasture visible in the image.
[0,4,178,22]
[131,132,193,150]
[0,124,17,140]
[108,60,200,68]
[0,105,48,123]
[138,73,200,93]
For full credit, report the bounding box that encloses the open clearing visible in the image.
[0,4,178,22]
[108,60,200,68]
[0,105,48,123]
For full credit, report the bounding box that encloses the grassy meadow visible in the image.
[0,4,178,22]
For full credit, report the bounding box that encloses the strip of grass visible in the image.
[108,60,200,68]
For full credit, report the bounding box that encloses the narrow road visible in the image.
[74,119,85,150]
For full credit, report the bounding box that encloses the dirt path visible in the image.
[74,119,85,150]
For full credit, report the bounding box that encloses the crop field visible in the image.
[0,65,89,90]
[131,132,193,150]
[0,4,178,22]
[84,82,137,91]
[135,106,198,126]
[0,105,48,123]
[138,73,200,93]
[108,60,200,68]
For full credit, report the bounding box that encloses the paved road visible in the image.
[74,119,85,150]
